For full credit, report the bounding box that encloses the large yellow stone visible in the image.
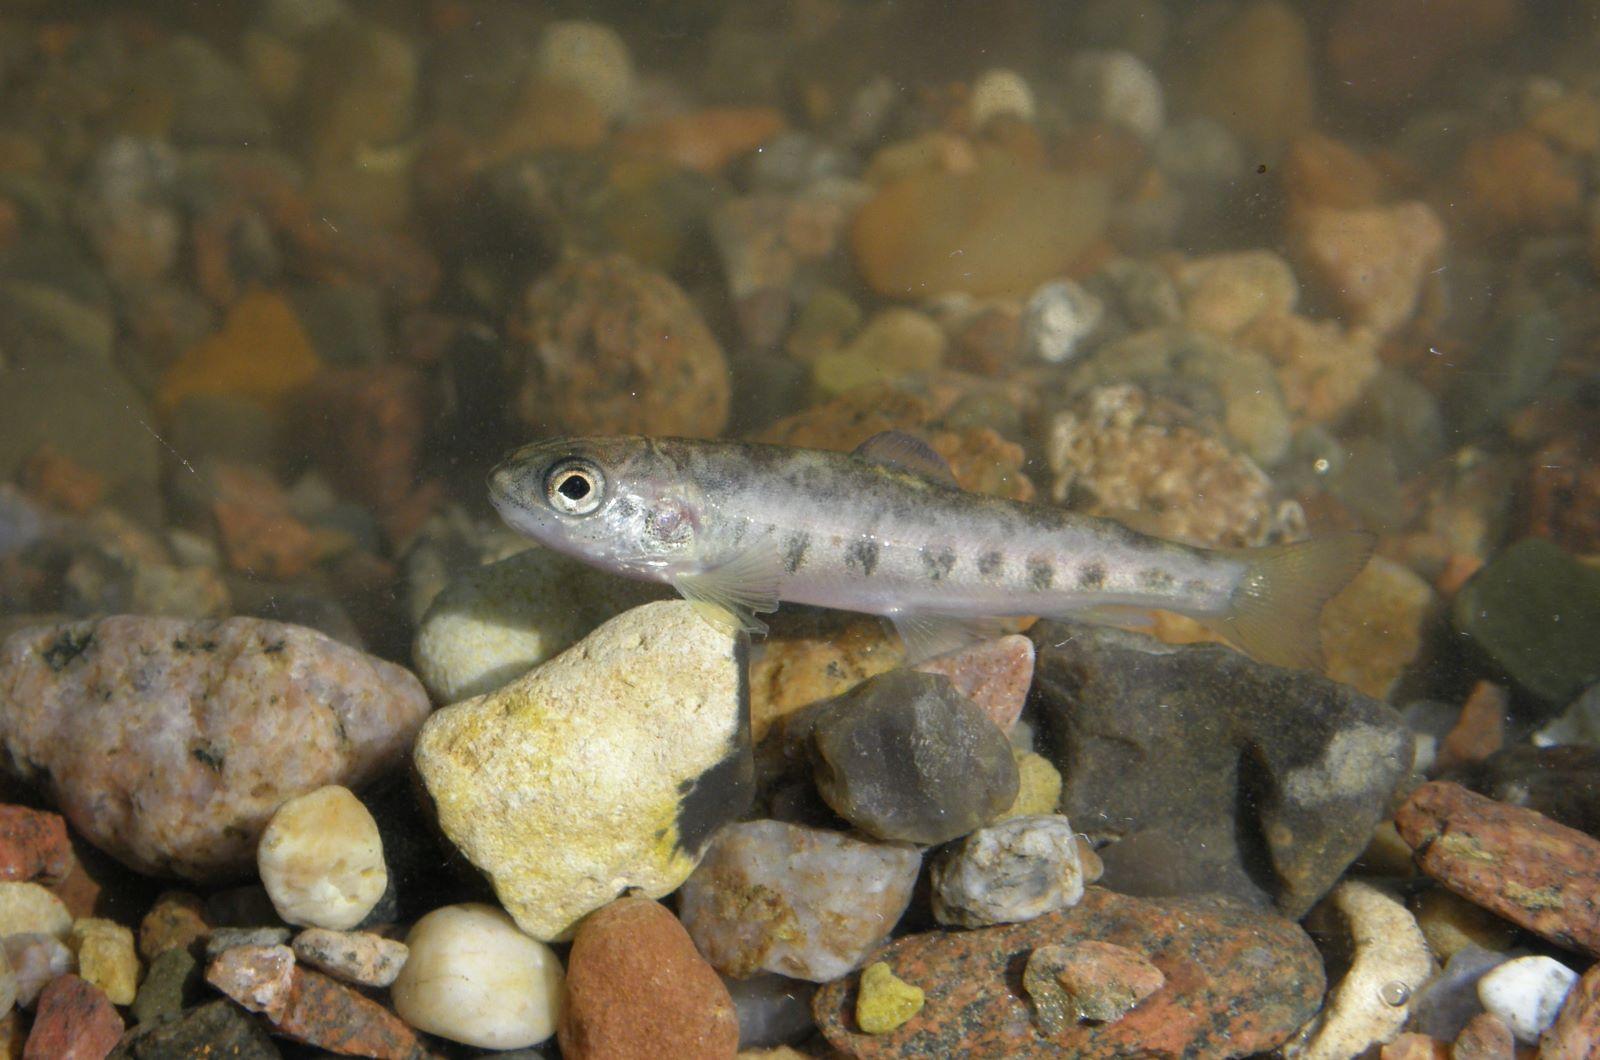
[414,601,749,941]
[70,918,140,1005]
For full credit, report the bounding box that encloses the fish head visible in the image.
[489,437,703,579]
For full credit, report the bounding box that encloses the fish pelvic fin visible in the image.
[673,543,783,636]
[1206,531,1376,671]
[889,612,1010,664]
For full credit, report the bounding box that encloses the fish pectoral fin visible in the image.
[852,431,961,489]
[889,612,1010,664]
[673,544,783,636]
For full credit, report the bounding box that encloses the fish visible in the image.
[487,431,1375,669]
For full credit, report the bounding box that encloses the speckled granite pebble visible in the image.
[0,616,430,881]
[292,928,407,988]
[814,887,1323,1058]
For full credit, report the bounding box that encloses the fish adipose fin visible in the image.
[890,613,1009,664]
[1205,531,1376,671]
[853,431,960,489]
[674,543,783,635]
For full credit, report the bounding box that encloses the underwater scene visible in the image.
[0,0,1599,1056]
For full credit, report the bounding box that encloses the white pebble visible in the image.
[1477,954,1579,1043]
[1067,50,1165,140]
[257,785,386,931]
[970,68,1035,127]
[2,934,72,1008]
[532,20,634,121]
[391,903,564,1050]
[1022,280,1103,363]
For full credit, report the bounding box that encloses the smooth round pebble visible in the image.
[257,785,387,930]
[530,20,634,121]
[1022,280,1103,363]
[1476,954,1579,1043]
[930,814,1085,927]
[1067,50,1165,140]
[392,903,563,1050]
[970,68,1035,127]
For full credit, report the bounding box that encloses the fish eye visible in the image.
[544,460,605,515]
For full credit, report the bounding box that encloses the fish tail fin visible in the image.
[1203,531,1376,670]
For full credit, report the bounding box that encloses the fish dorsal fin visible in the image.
[852,431,960,488]
[673,542,783,636]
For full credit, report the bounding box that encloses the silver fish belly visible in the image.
[488,432,1373,669]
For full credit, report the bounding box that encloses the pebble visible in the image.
[1476,955,1578,1043]
[1535,684,1600,749]
[1452,537,1600,706]
[813,888,1323,1057]
[23,974,122,1060]
[0,616,430,881]
[1066,50,1165,140]
[206,927,293,961]
[1396,781,1600,956]
[1453,1013,1515,1060]
[850,157,1110,298]
[560,897,737,1059]
[1409,945,1512,1043]
[530,22,633,122]
[809,670,1018,845]
[137,891,210,961]
[1413,888,1518,965]
[996,752,1064,820]
[749,616,902,742]
[969,69,1035,128]
[129,947,199,1027]
[508,254,730,438]
[0,953,11,1019]
[1459,129,1582,234]
[1175,250,1298,338]
[391,903,563,1050]
[1184,0,1314,149]
[1319,556,1437,702]
[415,601,752,941]
[156,289,321,417]
[291,928,407,988]
[677,820,920,983]
[1020,279,1103,363]
[931,815,1085,928]
[3,934,73,1008]
[856,962,924,1035]
[914,634,1034,733]
[1023,940,1164,1032]
[812,308,946,397]
[0,883,71,939]
[113,998,280,1059]
[268,965,423,1059]
[257,785,387,930]
[1289,201,1446,336]
[206,943,297,1022]
[1542,961,1600,1058]
[1047,384,1296,548]
[0,807,62,886]
[68,919,139,1007]
[1287,881,1433,1058]
[1032,620,1411,918]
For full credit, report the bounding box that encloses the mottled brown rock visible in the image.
[1395,781,1600,956]
[1289,201,1446,336]
[814,887,1323,1058]
[272,966,423,1059]
[206,943,296,1022]
[0,616,431,881]
[559,897,738,1060]
[1023,940,1164,1032]
[1435,682,1507,773]
[1541,959,1600,1059]
[292,928,408,988]
[138,890,210,960]
[507,253,729,438]
[1382,1031,1451,1060]
[1451,1012,1513,1060]
[0,806,71,886]
[24,975,123,1060]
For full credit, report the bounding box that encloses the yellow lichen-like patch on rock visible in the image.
[857,961,924,1034]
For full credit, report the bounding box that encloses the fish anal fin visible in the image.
[889,612,1009,664]
[852,431,960,489]
[674,543,783,635]
[1203,531,1376,670]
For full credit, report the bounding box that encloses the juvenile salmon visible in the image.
[488,432,1373,669]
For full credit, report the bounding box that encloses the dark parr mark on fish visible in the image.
[977,550,1004,577]
[1028,558,1055,591]
[921,545,957,581]
[1184,578,1209,597]
[845,538,880,577]
[1139,567,1176,590]
[1078,562,1106,590]
[783,532,810,574]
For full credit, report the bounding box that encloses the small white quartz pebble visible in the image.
[257,785,387,931]
[1477,954,1579,1043]
[1022,279,1103,363]
[1066,50,1166,141]
[391,903,564,1050]
[970,68,1036,127]
[531,20,634,121]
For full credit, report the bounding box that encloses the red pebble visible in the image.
[23,975,124,1060]
[0,805,72,885]
[272,966,424,1059]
